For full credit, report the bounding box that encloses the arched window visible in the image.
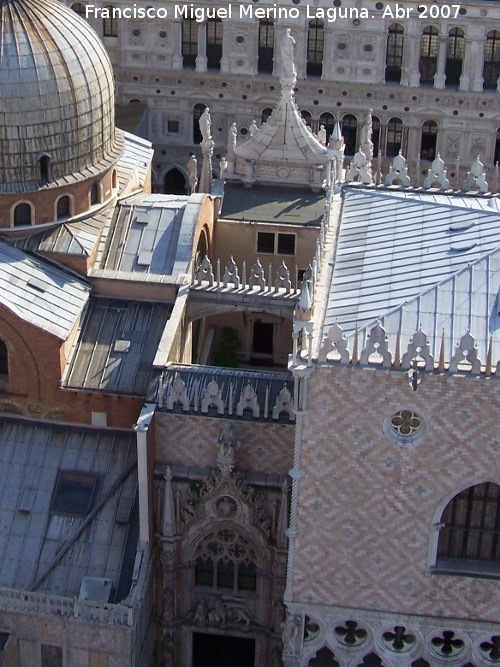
[420,120,438,160]
[0,340,9,378]
[300,110,312,128]
[194,529,257,592]
[258,20,274,73]
[13,203,32,227]
[307,20,324,76]
[71,2,85,16]
[206,18,222,70]
[182,19,197,68]
[112,169,118,189]
[261,108,273,124]
[386,117,403,157]
[90,183,99,205]
[484,30,500,90]
[193,103,206,144]
[372,116,381,157]
[341,114,358,156]
[420,26,439,85]
[495,127,500,165]
[319,112,335,142]
[436,483,500,574]
[163,168,187,195]
[39,154,51,184]
[386,23,404,83]
[445,27,464,87]
[56,196,70,220]
[356,653,385,667]
[308,647,340,666]
[103,5,118,37]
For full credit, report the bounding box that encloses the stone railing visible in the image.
[0,587,134,627]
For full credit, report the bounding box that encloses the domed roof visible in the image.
[0,0,121,194]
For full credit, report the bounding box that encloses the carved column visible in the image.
[434,34,448,89]
[172,19,183,70]
[195,21,207,72]
[471,37,486,92]
[459,37,475,91]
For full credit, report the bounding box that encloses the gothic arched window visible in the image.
[437,482,500,574]
[194,529,257,592]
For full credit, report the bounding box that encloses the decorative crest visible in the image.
[449,331,481,373]
[359,322,392,367]
[463,155,489,193]
[423,154,450,190]
[385,151,411,187]
[318,322,349,363]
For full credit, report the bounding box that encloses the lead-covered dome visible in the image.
[0,0,121,193]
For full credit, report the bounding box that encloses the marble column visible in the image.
[195,21,207,72]
[434,34,448,89]
[172,20,183,70]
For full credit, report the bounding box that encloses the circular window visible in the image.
[236,35,244,44]
[364,44,373,52]
[240,127,248,135]
[338,43,346,50]
[132,29,140,37]
[159,30,167,39]
[384,409,427,446]
[375,1,384,8]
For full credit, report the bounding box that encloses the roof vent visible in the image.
[26,277,46,293]
[78,577,113,603]
[114,340,131,353]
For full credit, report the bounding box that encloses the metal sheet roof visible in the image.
[0,415,137,598]
[117,131,154,191]
[64,298,173,395]
[0,240,90,338]
[97,193,205,279]
[221,184,325,226]
[323,188,500,365]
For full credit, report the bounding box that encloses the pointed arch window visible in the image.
[194,529,257,592]
[436,482,500,575]
[484,30,500,90]
[386,23,404,82]
[420,26,439,85]
[307,20,324,76]
[258,20,274,73]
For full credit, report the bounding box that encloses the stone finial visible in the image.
[294,279,312,321]
[196,256,214,286]
[215,422,239,472]
[385,151,411,187]
[401,329,434,370]
[236,383,260,418]
[346,149,373,185]
[187,154,198,194]
[223,257,240,288]
[166,376,190,411]
[201,379,224,414]
[248,259,266,290]
[280,28,297,90]
[275,261,291,293]
[329,122,343,149]
[249,119,258,137]
[449,331,481,374]
[318,322,349,363]
[272,386,295,420]
[359,322,392,367]
[462,155,489,193]
[423,154,450,190]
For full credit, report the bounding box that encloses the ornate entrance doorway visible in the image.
[192,632,255,667]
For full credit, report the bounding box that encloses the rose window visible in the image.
[391,410,421,436]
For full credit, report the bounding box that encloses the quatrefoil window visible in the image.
[391,410,421,436]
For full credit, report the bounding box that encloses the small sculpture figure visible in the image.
[249,119,258,137]
[208,598,227,626]
[187,153,198,194]
[317,125,327,146]
[280,28,297,87]
[215,422,239,472]
[227,122,237,157]
[199,107,212,142]
[193,599,207,626]
[219,156,228,179]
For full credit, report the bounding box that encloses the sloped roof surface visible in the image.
[0,415,137,598]
[324,188,500,364]
[0,240,90,338]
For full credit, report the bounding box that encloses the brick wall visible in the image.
[293,365,500,622]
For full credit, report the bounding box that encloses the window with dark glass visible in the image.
[386,117,403,157]
[167,120,179,133]
[445,27,464,87]
[103,5,118,37]
[258,20,274,73]
[182,19,198,68]
[14,203,31,227]
[56,196,70,220]
[307,20,324,76]
[261,108,273,124]
[495,127,500,165]
[51,471,98,516]
[277,233,295,255]
[193,103,206,144]
[0,340,8,378]
[71,2,85,16]
[341,114,358,156]
[195,558,213,586]
[257,232,275,254]
[90,183,99,204]
[419,26,439,85]
[41,645,62,667]
[386,23,404,82]
[372,116,380,157]
[301,110,312,128]
[420,120,438,160]
[484,30,500,90]
[319,112,335,143]
[437,483,500,572]
[39,154,51,184]
[206,18,222,70]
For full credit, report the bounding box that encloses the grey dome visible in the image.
[0,0,119,193]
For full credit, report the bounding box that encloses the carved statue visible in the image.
[193,599,207,626]
[317,125,327,146]
[208,598,227,626]
[187,153,198,194]
[219,156,228,179]
[249,119,258,137]
[227,122,237,157]
[360,108,374,163]
[215,422,239,471]
[282,611,302,655]
[199,107,212,142]
[280,28,297,88]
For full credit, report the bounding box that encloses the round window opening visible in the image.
[384,409,427,446]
